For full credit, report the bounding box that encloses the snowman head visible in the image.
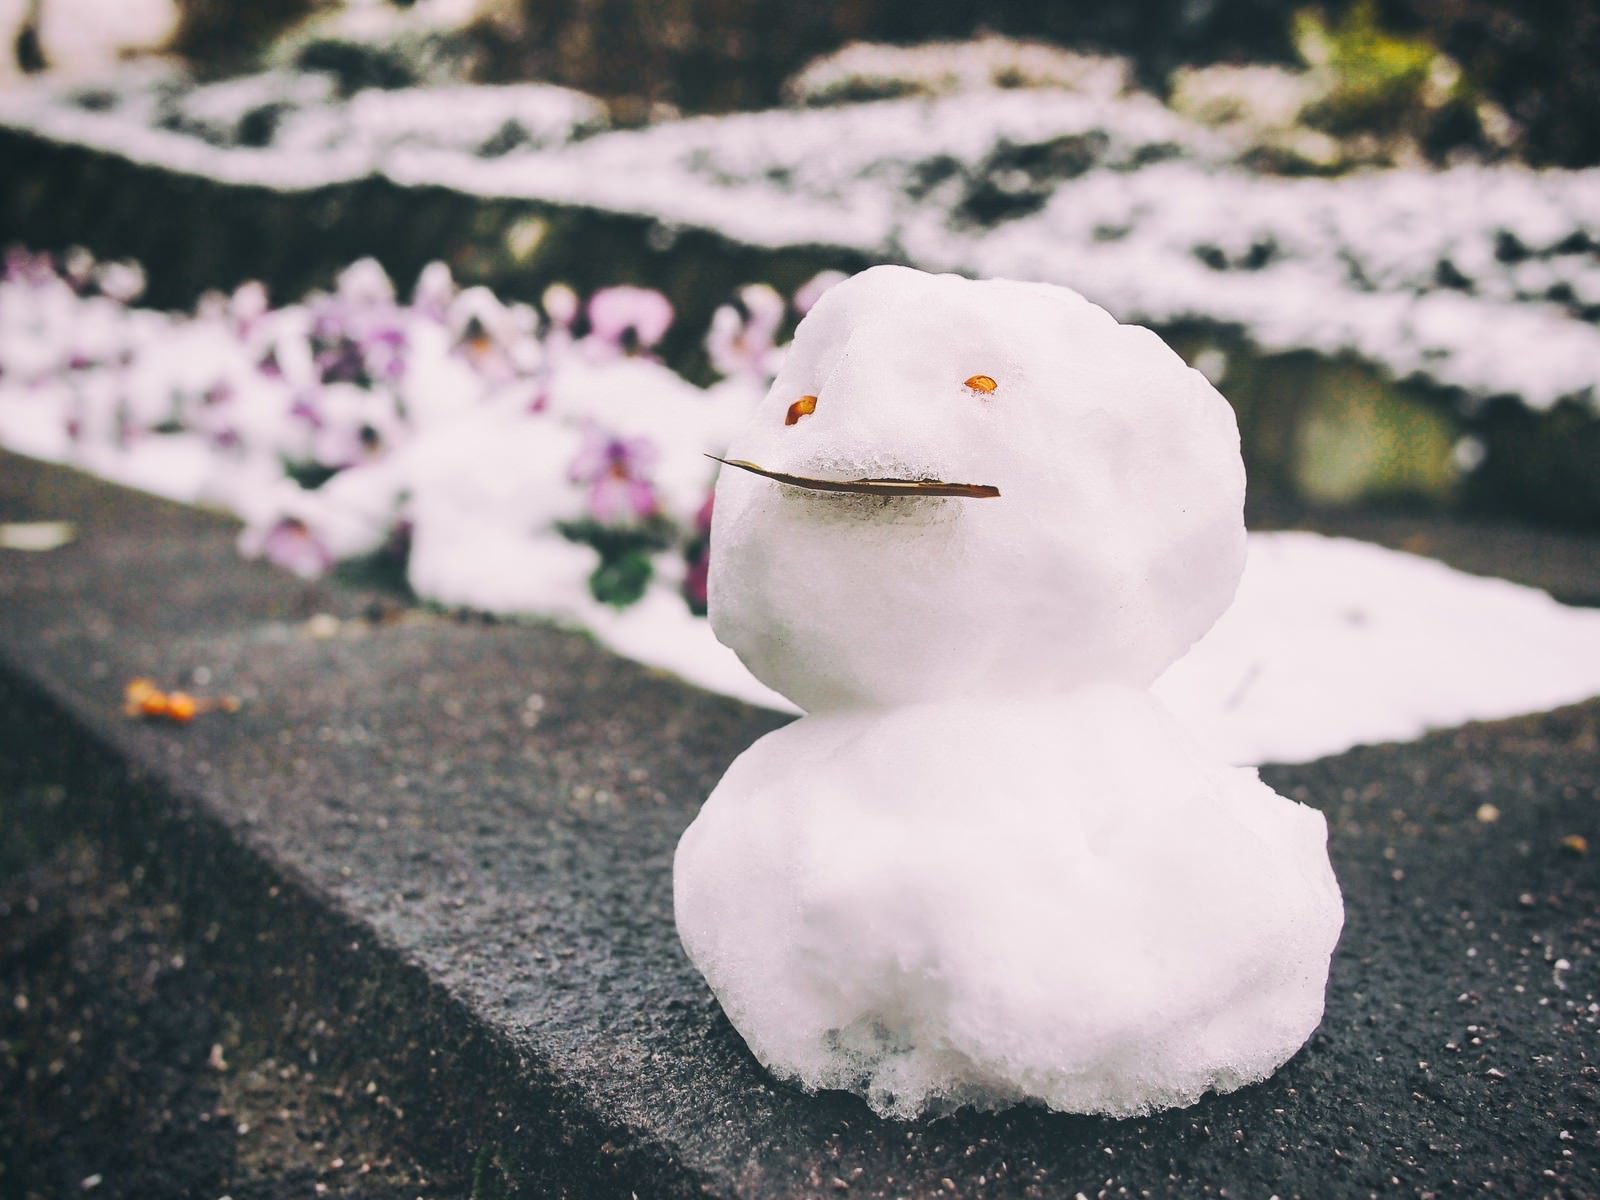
[709,265,1247,713]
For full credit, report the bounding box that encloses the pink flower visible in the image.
[706,283,785,380]
[243,516,334,579]
[229,281,270,336]
[585,286,673,358]
[569,426,661,523]
[3,246,56,286]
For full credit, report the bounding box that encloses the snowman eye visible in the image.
[785,394,818,425]
[964,374,998,395]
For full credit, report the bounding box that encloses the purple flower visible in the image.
[3,246,57,286]
[315,337,368,384]
[360,321,409,383]
[569,426,661,523]
[307,267,412,386]
[245,515,335,579]
[309,314,409,386]
[288,396,325,429]
[585,287,673,359]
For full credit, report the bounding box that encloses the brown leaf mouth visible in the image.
[707,455,1001,499]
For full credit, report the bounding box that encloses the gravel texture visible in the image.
[1,449,1596,1198]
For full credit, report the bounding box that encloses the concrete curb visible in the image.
[3,451,1597,1198]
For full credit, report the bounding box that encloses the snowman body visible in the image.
[674,266,1343,1119]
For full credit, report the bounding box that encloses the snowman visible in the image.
[674,266,1343,1119]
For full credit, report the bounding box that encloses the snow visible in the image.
[1157,531,1600,765]
[0,66,605,189]
[3,67,1595,411]
[678,267,1343,1117]
[784,35,1133,106]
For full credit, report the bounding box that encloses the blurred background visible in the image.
[1,0,1597,572]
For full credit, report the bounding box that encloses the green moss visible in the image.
[1290,361,1459,505]
[1296,3,1431,133]
[1166,329,1462,510]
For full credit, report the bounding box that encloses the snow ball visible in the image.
[676,685,1343,1118]
[708,265,1247,712]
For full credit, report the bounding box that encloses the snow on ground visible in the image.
[0,0,175,89]
[2,68,1597,412]
[4,250,1600,765]
[1155,532,1600,764]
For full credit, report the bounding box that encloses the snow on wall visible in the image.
[2,69,1596,413]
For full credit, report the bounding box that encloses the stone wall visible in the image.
[467,0,1600,165]
[467,0,1304,110]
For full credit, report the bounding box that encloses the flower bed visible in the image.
[0,246,826,708]
[6,245,1600,765]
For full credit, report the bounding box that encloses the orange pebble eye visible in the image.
[964,374,998,395]
[785,394,818,426]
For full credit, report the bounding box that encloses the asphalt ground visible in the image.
[1,450,1596,1199]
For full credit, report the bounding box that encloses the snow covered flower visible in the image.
[538,283,580,368]
[294,260,418,387]
[358,320,409,384]
[94,261,146,305]
[411,261,456,324]
[569,425,662,523]
[239,514,334,579]
[448,287,541,384]
[706,283,785,381]
[228,280,271,338]
[296,383,405,469]
[308,296,410,386]
[335,258,397,310]
[585,286,673,360]
[542,283,579,331]
[61,247,96,294]
[254,325,317,387]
